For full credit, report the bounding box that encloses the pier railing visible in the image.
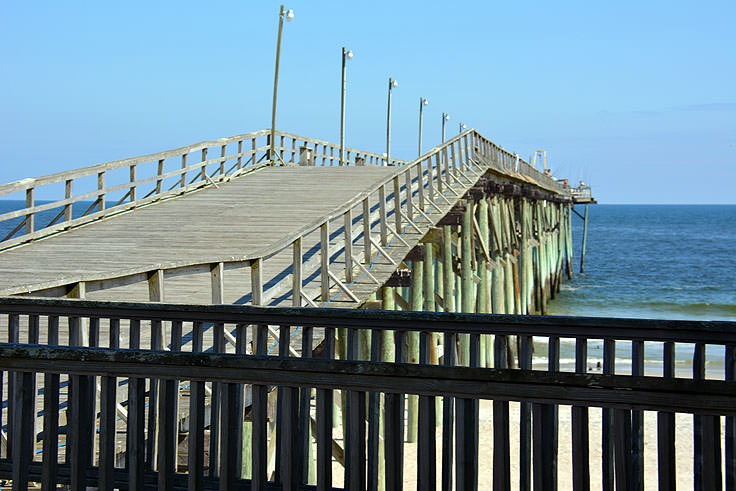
[0,130,406,250]
[0,128,563,254]
[0,297,733,490]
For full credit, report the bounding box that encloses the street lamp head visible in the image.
[444,114,450,121]
[285,9,294,21]
[391,79,398,88]
[346,50,354,60]
[423,98,429,106]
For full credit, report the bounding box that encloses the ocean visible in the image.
[548,204,736,322]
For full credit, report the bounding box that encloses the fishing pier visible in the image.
[0,129,733,490]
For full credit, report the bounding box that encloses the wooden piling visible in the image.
[580,203,589,273]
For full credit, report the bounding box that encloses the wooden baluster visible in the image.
[694,343,722,490]
[362,198,372,265]
[127,319,145,490]
[293,238,303,307]
[237,140,244,169]
[156,158,164,195]
[291,138,296,163]
[631,340,645,489]
[251,259,268,489]
[345,327,366,490]
[442,330,457,491]
[418,331,436,490]
[426,157,435,204]
[64,179,73,226]
[385,329,408,489]
[252,138,257,167]
[435,152,443,195]
[11,370,34,490]
[416,162,425,211]
[379,185,388,246]
[572,338,590,490]
[533,335,559,491]
[520,335,533,491]
[316,328,335,489]
[344,209,353,283]
[129,164,137,203]
[321,222,330,304]
[278,325,299,490]
[602,339,616,491]
[297,316,314,485]
[393,175,402,235]
[493,333,510,490]
[200,148,208,182]
[188,321,205,489]
[405,169,413,222]
[180,153,188,188]
[100,318,119,490]
[25,187,34,234]
[456,331,479,490]
[367,328,383,490]
[98,171,106,215]
[41,315,60,489]
[657,341,676,489]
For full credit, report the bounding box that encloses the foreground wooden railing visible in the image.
[0,297,733,490]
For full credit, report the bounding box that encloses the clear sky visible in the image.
[1,1,734,203]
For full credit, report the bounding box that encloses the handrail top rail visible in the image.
[1,296,734,343]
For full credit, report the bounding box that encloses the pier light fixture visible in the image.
[386,77,398,166]
[418,97,429,157]
[441,112,450,142]
[459,122,467,133]
[270,5,295,164]
[339,47,354,166]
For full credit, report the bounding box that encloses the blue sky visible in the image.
[1,1,734,203]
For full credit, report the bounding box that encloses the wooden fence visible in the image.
[0,297,733,490]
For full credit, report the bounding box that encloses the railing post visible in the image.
[416,163,425,211]
[210,262,224,304]
[435,152,443,194]
[405,169,413,222]
[180,153,188,188]
[393,175,402,235]
[129,164,137,203]
[200,148,208,182]
[321,222,330,304]
[156,159,164,195]
[362,198,372,265]
[220,144,227,175]
[344,210,353,283]
[24,188,34,234]
[97,171,106,215]
[379,184,388,246]
[64,179,73,225]
[293,238,303,306]
[237,140,243,169]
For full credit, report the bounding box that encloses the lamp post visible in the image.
[459,122,467,134]
[385,78,398,166]
[269,5,294,164]
[441,112,450,142]
[339,47,354,166]
[418,97,428,156]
